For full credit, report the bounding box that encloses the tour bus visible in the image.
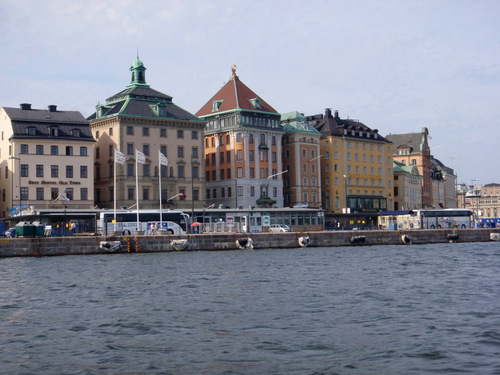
[97,210,189,236]
[378,209,473,229]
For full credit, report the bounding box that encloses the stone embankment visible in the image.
[1,228,499,257]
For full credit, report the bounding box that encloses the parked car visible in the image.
[269,224,292,233]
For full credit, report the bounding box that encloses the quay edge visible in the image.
[1,228,499,258]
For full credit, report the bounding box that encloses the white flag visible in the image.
[115,150,125,165]
[159,151,168,166]
[136,149,146,164]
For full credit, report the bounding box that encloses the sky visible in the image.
[1,0,499,185]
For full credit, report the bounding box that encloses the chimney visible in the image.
[20,103,32,110]
[325,108,332,118]
[48,105,57,112]
[334,110,339,118]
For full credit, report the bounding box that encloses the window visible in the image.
[238,186,243,196]
[143,127,149,136]
[109,127,113,136]
[192,130,198,139]
[143,188,149,200]
[192,147,198,159]
[177,130,184,138]
[143,164,150,177]
[36,188,44,200]
[236,133,242,143]
[66,188,73,200]
[36,165,43,177]
[193,166,199,179]
[178,146,184,158]
[127,126,133,135]
[237,150,243,161]
[249,150,254,161]
[237,167,243,178]
[80,166,87,178]
[81,188,88,201]
[51,188,58,200]
[66,166,73,178]
[178,165,184,178]
[249,134,254,144]
[160,128,167,137]
[143,144,149,156]
[128,188,134,200]
[51,146,58,155]
[96,147,100,159]
[66,146,73,156]
[20,144,28,154]
[49,127,59,136]
[27,127,36,135]
[71,129,81,137]
[51,165,58,178]
[109,145,113,156]
[80,147,87,156]
[20,187,28,200]
[36,145,43,155]
[127,143,134,155]
[127,164,134,176]
[21,164,29,177]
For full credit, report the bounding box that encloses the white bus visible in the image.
[378,209,473,229]
[97,210,189,236]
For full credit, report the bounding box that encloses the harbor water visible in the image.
[1,242,500,374]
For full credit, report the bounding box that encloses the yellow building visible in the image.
[308,109,393,214]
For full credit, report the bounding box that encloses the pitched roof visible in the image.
[88,58,202,122]
[196,66,278,117]
[385,127,429,154]
[281,111,321,135]
[307,108,390,143]
[3,105,94,142]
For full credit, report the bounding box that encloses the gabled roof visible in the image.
[393,160,420,175]
[196,65,278,117]
[385,127,429,154]
[307,108,390,143]
[281,111,321,135]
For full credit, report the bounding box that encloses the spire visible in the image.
[129,53,148,87]
[230,64,238,80]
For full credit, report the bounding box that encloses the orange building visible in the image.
[196,66,284,208]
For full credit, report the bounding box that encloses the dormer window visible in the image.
[49,126,59,137]
[249,97,262,110]
[71,129,81,137]
[212,100,223,112]
[26,127,37,136]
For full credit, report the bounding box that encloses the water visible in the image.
[1,242,500,374]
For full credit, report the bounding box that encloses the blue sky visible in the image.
[1,0,498,185]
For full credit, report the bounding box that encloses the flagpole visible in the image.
[159,150,163,228]
[114,149,117,233]
[135,150,140,231]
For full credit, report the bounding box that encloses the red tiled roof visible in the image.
[196,71,278,117]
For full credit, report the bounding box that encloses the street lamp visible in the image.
[343,174,348,213]
[472,179,479,226]
[9,156,21,216]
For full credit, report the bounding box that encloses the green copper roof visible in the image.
[281,111,321,135]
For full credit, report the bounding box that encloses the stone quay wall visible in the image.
[0,228,499,257]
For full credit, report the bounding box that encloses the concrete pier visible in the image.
[1,228,499,257]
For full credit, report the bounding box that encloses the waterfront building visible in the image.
[88,57,205,211]
[393,160,423,210]
[308,109,393,214]
[430,156,457,208]
[196,65,284,209]
[0,104,95,218]
[280,112,322,208]
[464,182,500,221]
[386,128,432,207]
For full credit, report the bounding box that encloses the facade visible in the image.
[386,128,432,207]
[430,156,457,208]
[281,112,322,208]
[308,109,393,214]
[196,66,284,209]
[0,104,95,218]
[393,160,422,210]
[464,182,500,220]
[88,57,205,211]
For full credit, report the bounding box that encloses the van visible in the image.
[269,224,292,233]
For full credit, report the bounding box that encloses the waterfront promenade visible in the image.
[1,228,499,257]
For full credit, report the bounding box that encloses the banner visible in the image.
[136,149,146,164]
[159,151,168,166]
[115,150,125,164]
